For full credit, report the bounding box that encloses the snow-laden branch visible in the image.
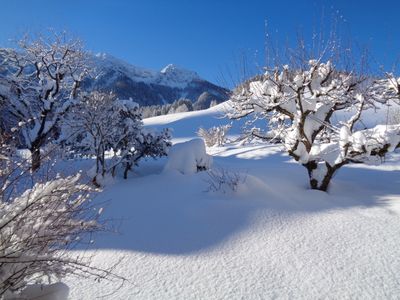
[0,33,88,171]
[0,174,106,295]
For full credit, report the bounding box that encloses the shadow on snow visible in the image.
[78,146,400,255]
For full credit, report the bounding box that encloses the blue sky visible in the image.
[0,0,399,86]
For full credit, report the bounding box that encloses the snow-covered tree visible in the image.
[64,91,116,184]
[0,33,88,171]
[64,92,171,185]
[138,98,194,118]
[109,99,171,179]
[230,60,400,191]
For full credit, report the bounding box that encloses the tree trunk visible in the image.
[123,163,131,179]
[30,145,41,172]
[309,170,334,192]
[92,176,101,188]
[112,165,116,177]
[304,160,346,192]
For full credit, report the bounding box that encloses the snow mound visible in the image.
[19,282,69,300]
[164,138,212,174]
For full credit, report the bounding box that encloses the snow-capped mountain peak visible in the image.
[83,53,230,106]
[157,64,200,88]
[91,52,156,83]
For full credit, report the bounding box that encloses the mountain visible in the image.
[83,53,231,107]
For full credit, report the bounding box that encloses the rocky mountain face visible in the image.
[83,53,231,107]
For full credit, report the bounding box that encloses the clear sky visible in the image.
[0,0,399,87]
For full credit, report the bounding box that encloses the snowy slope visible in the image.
[65,105,400,299]
[143,101,234,141]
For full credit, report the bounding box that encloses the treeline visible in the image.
[139,94,219,118]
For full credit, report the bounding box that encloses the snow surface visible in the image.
[64,103,400,299]
[19,283,69,300]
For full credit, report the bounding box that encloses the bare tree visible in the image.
[0,32,88,171]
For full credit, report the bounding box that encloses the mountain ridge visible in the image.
[84,53,231,107]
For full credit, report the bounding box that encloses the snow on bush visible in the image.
[121,128,171,179]
[197,124,231,147]
[164,139,212,174]
[230,60,400,191]
[0,174,104,297]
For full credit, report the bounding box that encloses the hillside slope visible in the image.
[64,106,400,299]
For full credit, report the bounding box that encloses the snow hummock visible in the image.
[62,104,400,299]
[19,283,69,300]
[164,138,212,174]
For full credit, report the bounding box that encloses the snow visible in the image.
[143,101,252,143]
[92,53,156,84]
[158,64,200,88]
[59,104,400,299]
[92,54,200,89]
[164,139,212,174]
[19,283,69,300]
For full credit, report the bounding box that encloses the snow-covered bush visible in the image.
[0,174,102,297]
[230,60,400,191]
[0,33,88,171]
[164,139,212,174]
[0,122,124,296]
[205,167,246,194]
[194,92,219,110]
[64,92,171,185]
[197,124,231,147]
[120,128,171,179]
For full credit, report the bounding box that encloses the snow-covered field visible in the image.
[65,104,400,299]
